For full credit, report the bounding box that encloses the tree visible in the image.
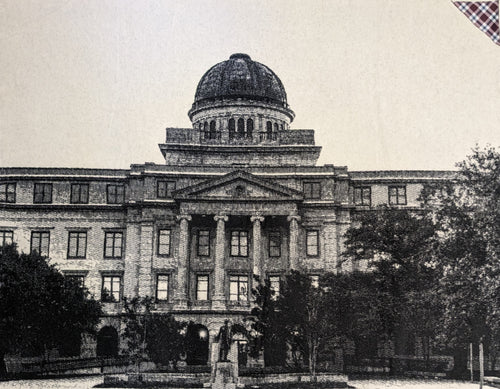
[343,206,442,368]
[122,296,186,371]
[0,244,102,377]
[425,145,500,373]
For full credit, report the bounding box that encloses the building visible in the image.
[0,53,453,366]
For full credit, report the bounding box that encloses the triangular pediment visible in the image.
[173,170,303,201]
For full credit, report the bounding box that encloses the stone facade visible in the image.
[0,53,454,364]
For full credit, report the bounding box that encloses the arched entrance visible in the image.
[185,323,209,365]
[96,326,119,357]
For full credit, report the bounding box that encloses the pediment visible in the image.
[173,170,303,201]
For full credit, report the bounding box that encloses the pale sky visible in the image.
[1,0,499,171]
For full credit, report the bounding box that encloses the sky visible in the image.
[1,0,499,171]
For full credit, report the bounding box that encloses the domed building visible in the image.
[0,54,452,368]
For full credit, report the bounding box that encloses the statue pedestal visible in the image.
[204,361,242,389]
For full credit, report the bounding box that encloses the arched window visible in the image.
[274,123,279,140]
[203,122,209,140]
[237,118,245,138]
[246,118,253,138]
[229,118,235,140]
[210,120,216,139]
[266,121,272,139]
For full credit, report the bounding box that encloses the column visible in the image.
[212,215,228,310]
[287,215,301,270]
[175,214,191,309]
[250,215,265,281]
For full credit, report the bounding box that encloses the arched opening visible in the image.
[96,326,119,357]
[209,120,217,139]
[203,122,209,140]
[185,323,209,365]
[229,118,235,140]
[237,118,245,138]
[246,118,253,138]
[266,121,272,139]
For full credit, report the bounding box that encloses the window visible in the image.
[230,230,248,257]
[157,229,171,256]
[268,232,281,257]
[197,230,210,257]
[0,230,13,247]
[237,118,245,138]
[230,275,248,301]
[104,231,123,258]
[157,181,176,198]
[266,121,272,139]
[31,231,50,256]
[269,275,280,298]
[71,184,89,204]
[196,275,209,301]
[0,183,16,203]
[209,120,217,139]
[33,183,52,203]
[107,184,124,204]
[310,275,319,288]
[389,185,407,205]
[67,231,87,259]
[354,186,371,206]
[66,274,85,287]
[101,275,121,302]
[306,230,319,256]
[229,118,235,139]
[303,182,321,199]
[156,274,169,301]
[246,118,253,138]
[203,121,209,139]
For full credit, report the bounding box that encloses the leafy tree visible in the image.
[0,244,102,377]
[343,206,442,368]
[425,145,500,372]
[122,296,186,370]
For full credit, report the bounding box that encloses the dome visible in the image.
[193,53,288,107]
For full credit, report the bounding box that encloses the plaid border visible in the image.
[453,1,499,45]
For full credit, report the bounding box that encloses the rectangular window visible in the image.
[30,231,50,256]
[67,231,87,259]
[157,181,176,198]
[230,230,248,257]
[354,186,371,206]
[70,183,89,204]
[106,184,125,204]
[156,274,169,301]
[268,232,281,257]
[33,183,52,203]
[196,275,209,301]
[0,183,16,203]
[197,230,210,257]
[230,275,248,301]
[269,275,281,299]
[101,275,121,302]
[303,182,321,199]
[389,185,407,205]
[157,229,171,256]
[306,230,319,257]
[66,275,85,287]
[0,230,14,247]
[104,231,123,258]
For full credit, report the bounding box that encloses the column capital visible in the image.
[287,215,301,223]
[250,215,265,224]
[177,214,192,222]
[214,215,229,223]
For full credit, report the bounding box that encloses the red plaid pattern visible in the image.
[453,1,499,45]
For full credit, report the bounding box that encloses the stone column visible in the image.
[250,215,265,281]
[212,215,228,310]
[287,215,301,270]
[175,214,191,309]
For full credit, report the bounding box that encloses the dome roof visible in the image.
[194,53,288,106]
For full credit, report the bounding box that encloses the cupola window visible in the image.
[237,118,245,138]
[266,121,272,140]
[246,118,253,138]
[209,120,217,139]
[229,118,235,140]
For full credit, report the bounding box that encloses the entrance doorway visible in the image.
[236,340,248,367]
[96,326,119,357]
[185,323,209,365]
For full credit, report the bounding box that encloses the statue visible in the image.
[215,320,233,362]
